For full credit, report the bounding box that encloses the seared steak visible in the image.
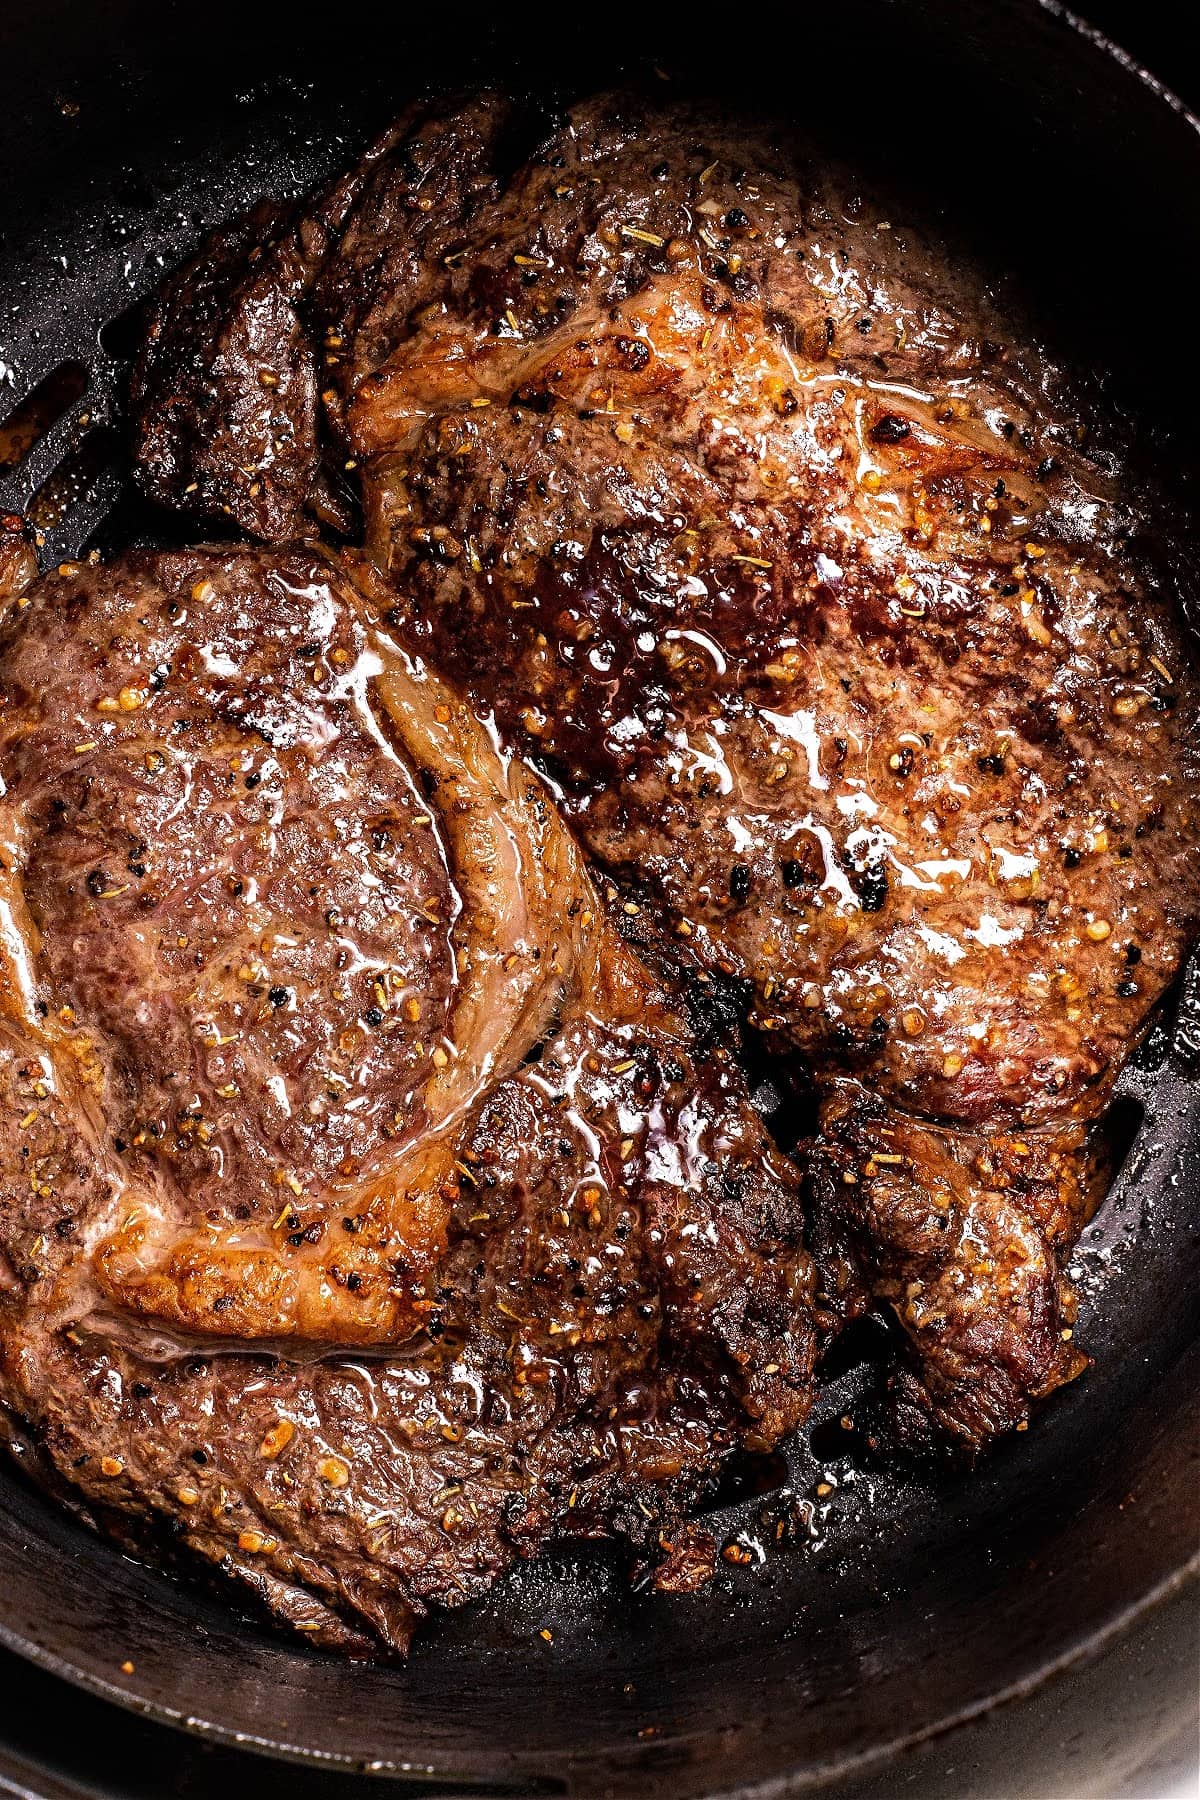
[128,100,510,542]
[806,1082,1092,1455]
[127,90,1200,1459]
[0,543,814,1651]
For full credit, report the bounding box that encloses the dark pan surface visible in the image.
[0,3,1196,1794]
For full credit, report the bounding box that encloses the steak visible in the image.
[127,89,1200,1457]
[0,543,814,1652]
[128,99,510,541]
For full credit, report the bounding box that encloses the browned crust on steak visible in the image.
[0,542,815,1651]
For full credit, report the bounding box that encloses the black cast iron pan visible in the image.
[0,3,1196,1795]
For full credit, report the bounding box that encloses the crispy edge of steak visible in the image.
[129,96,513,541]
[806,1077,1093,1459]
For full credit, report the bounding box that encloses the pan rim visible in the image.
[0,1549,1195,1790]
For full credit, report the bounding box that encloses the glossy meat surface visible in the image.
[121,89,1200,1464]
[322,95,1199,1129]
[0,544,814,1650]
